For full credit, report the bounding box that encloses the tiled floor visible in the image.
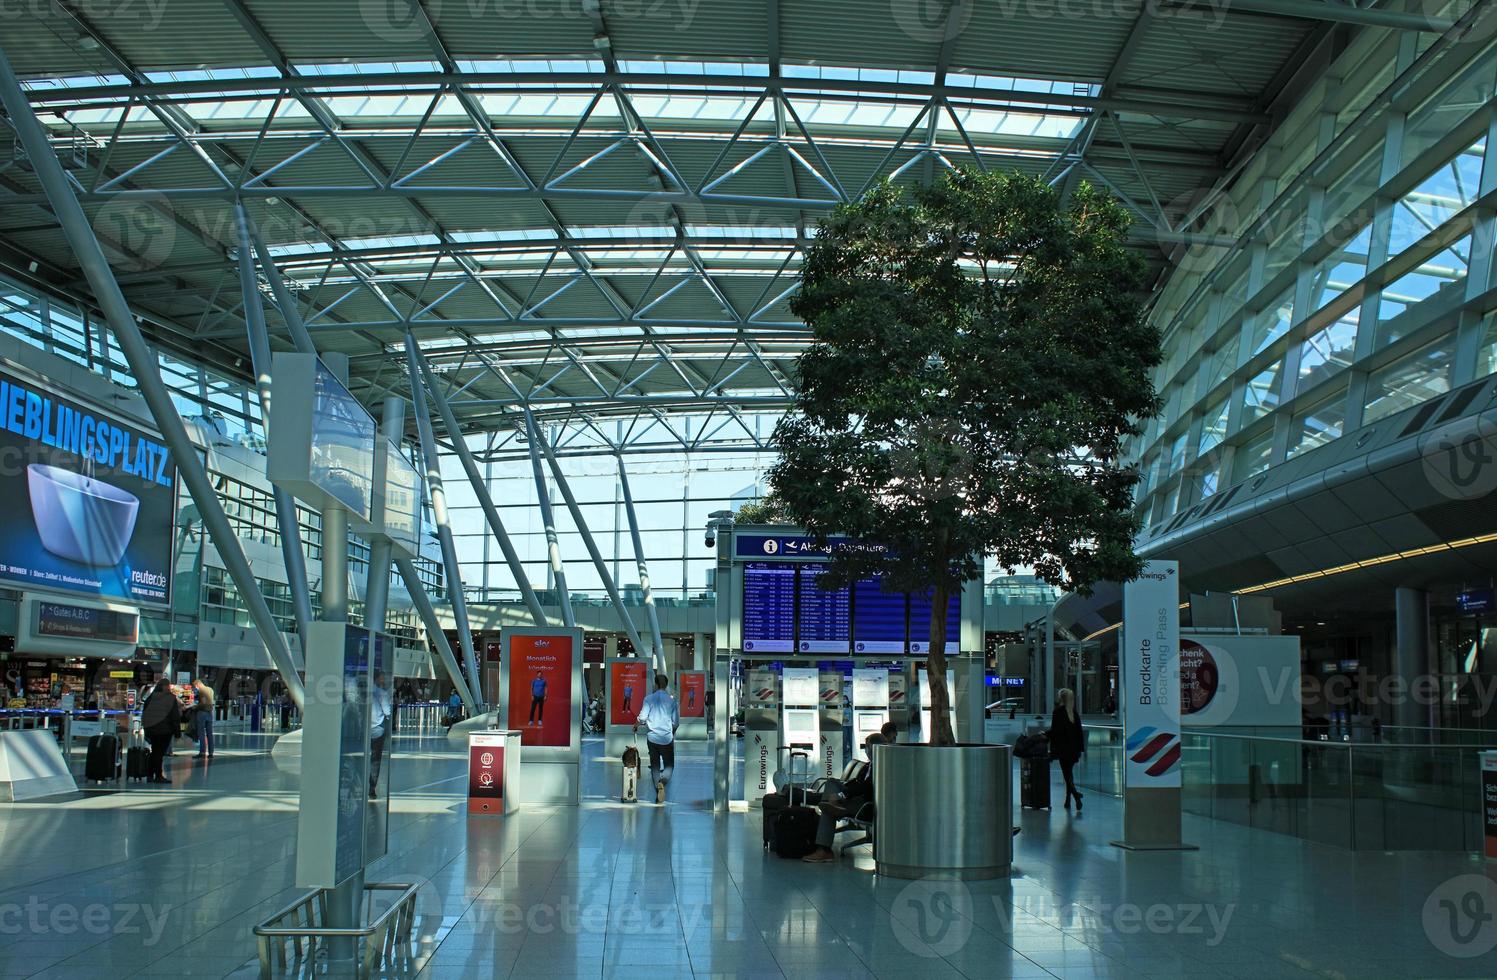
[0,729,1494,978]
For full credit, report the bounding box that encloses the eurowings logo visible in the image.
[754,687,776,701]
[1126,726,1180,778]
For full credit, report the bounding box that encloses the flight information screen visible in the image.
[796,564,851,654]
[908,587,962,654]
[741,562,796,653]
[852,577,906,654]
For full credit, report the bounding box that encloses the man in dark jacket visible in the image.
[802,733,884,863]
[140,675,182,785]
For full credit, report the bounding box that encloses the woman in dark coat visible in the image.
[1050,688,1084,811]
[140,677,182,785]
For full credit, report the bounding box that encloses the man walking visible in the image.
[634,674,679,804]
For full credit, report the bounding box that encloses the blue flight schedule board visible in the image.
[742,562,796,653]
[797,564,851,653]
[852,577,907,654]
[908,588,961,654]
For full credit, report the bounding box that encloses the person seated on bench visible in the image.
[803,733,884,863]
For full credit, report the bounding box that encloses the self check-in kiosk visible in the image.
[604,656,649,760]
[781,666,821,780]
[852,666,890,759]
[742,666,780,806]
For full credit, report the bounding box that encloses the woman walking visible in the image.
[1050,688,1085,812]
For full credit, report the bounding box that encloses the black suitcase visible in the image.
[770,805,819,858]
[85,734,119,782]
[126,746,151,781]
[1020,756,1051,809]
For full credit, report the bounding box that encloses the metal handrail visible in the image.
[253,881,418,979]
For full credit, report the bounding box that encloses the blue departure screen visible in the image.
[742,562,796,653]
[796,564,850,654]
[909,588,961,654]
[852,577,906,654]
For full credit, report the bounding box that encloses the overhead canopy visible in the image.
[0,0,1384,457]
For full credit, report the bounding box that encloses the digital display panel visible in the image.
[36,601,138,643]
[0,367,176,606]
[382,439,421,553]
[908,587,961,654]
[796,564,850,654]
[742,562,796,653]
[852,576,906,654]
[311,362,376,520]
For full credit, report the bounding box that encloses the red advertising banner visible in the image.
[509,633,573,747]
[610,660,648,725]
[467,733,506,814]
[679,671,707,718]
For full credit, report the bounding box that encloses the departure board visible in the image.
[852,577,907,654]
[741,562,796,653]
[797,564,851,654]
[908,587,962,654]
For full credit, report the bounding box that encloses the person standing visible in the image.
[1050,688,1085,812]
[369,670,392,800]
[139,675,181,785]
[635,674,679,804]
[192,678,215,758]
[446,689,463,730]
[528,672,547,726]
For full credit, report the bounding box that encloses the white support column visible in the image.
[617,455,666,672]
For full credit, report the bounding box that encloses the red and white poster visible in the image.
[508,633,573,747]
[467,732,506,815]
[610,659,648,726]
[679,671,707,718]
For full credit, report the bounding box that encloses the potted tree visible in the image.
[769,170,1161,877]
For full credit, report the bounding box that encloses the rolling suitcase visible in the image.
[85,733,120,783]
[1020,756,1051,810]
[764,748,815,851]
[770,805,819,858]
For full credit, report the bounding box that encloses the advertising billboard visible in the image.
[609,659,649,726]
[0,367,175,607]
[678,671,707,718]
[508,631,575,748]
[311,362,376,520]
[1122,560,1181,788]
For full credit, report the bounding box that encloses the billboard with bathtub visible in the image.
[0,367,176,607]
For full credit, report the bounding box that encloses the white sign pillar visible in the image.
[1113,560,1196,851]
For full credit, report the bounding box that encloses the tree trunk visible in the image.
[925,577,957,746]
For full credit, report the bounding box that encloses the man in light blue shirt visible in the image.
[634,673,679,804]
[369,670,393,800]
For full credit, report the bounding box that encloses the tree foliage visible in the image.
[769,170,1162,744]
[733,493,793,526]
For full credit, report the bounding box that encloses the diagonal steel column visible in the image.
[523,411,575,629]
[234,204,315,661]
[395,555,477,712]
[0,48,306,709]
[364,395,405,632]
[617,455,665,671]
[408,336,549,627]
[403,336,483,700]
[245,215,317,356]
[530,412,645,656]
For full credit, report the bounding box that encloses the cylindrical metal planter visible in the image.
[872,742,1012,880]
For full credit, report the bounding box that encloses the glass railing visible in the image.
[1076,724,1494,851]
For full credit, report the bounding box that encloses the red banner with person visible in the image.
[679,670,707,718]
[508,633,573,747]
[610,659,648,726]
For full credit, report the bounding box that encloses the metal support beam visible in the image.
[404,335,484,702]
[0,47,307,711]
[617,455,665,671]
[396,555,478,713]
[409,335,550,627]
[235,203,316,659]
[364,395,405,632]
[524,411,576,629]
[246,216,317,355]
[1159,0,1454,32]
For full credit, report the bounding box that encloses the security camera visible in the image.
[704,529,716,549]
